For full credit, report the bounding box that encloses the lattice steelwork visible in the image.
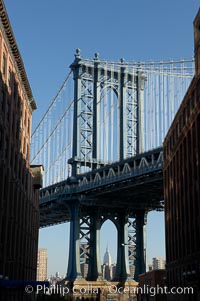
[30,51,194,187]
[127,214,147,280]
[79,73,93,164]
[69,50,142,176]
[32,51,195,283]
[126,86,137,157]
[80,216,91,266]
[128,218,137,273]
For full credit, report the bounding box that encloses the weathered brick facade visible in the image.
[0,1,41,300]
[164,9,200,301]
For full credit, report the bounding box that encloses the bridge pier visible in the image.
[66,202,82,280]
[66,206,147,282]
[134,211,147,281]
[87,212,102,281]
[114,213,131,281]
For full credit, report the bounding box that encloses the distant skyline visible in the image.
[3,0,200,276]
[39,212,165,277]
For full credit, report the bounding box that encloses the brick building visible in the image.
[137,270,166,301]
[0,0,42,300]
[163,9,200,301]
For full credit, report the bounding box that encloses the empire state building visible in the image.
[103,246,112,266]
[102,246,116,280]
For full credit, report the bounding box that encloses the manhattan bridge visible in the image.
[31,50,194,282]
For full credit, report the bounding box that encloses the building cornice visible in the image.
[0,0,36,111]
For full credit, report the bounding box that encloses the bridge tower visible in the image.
[68,49,145,175]
[66,50,147,282]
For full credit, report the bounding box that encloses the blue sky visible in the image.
[4,0,199,277]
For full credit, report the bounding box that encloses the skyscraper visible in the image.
[103,246,112,266]
[102,246,113,280]
[152,257,166,270]
[37,249,48,281]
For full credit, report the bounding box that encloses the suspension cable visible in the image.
[31,70,72,137]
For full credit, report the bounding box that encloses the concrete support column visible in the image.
[87,213,102,280]
[134,211,146,281]
[114,214,130,281]
[66,201,82,280]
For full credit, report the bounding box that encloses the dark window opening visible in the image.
[2,53,7,76]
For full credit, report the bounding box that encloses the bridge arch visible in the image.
[100,218,117,280]
[99,86,119,162]
[100,84,118,97]
[100,215,119,229]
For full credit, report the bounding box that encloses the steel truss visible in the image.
[34,52,194,285]
[69,50,146,176]
[66,204,147,281]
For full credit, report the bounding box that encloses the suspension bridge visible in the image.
[31,50,194,282]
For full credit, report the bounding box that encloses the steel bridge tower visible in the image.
[66,49,147,281]
[32,50,193,285]
[69,49,145,175]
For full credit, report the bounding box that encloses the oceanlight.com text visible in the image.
[25,284,194,297]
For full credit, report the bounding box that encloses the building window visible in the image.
[8,67,12,87]
[18,163,21,180]
[24,111,26,128]
[5,138,9,159]
[12,112,15,133]
[14,153,18,174]
[14,82,18,100]
[0,90,5,109]
[10,146,14,167]
[23,137,26,156]
[197,79,200,101]
[2,53,7,76]
[183,108,186,126]
[187,101,190,120]
[20,102,23,118]
[27,145,30,161]
[0,130,2,151]
[28,118,30,134]
[175,123,179,141]
[191,92,195,111]
[16,120,20,139]
[6,102,10,122]
[170,131,175,148]
[180,114,183,130]
[17,96,21,115]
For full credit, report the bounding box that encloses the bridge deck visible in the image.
[39,147,164,227]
